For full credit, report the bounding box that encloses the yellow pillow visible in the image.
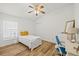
[20,31,29,36]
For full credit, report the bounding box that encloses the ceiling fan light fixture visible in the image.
[28,4,45,16]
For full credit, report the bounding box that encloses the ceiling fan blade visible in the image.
[29,5,34,9]
[40,5,44,9]
[28,11,33,13]
[41,11,45,14]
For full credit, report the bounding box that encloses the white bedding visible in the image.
[19,35,40,42]
[19,35,42,50]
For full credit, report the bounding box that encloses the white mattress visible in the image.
[19,35,40,42]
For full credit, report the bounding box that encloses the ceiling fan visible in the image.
[28,4,45,16]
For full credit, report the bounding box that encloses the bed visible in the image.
[18,31,42,51]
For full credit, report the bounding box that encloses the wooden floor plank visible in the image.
[0,41,56,56]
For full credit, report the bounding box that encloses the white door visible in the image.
[3,21,18,40]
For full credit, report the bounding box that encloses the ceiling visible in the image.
[0,3,74,20]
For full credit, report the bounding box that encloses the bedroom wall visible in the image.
[0,12,36,47]
[0,15,3,40]
[74,4,79,28]
[74,4,79,42]
[35,4,74,43]
[0,12,36,34]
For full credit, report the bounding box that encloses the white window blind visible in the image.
[3,21,18,40]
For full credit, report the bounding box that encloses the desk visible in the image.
[62,32,76,43]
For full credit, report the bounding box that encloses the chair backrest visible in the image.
[56,36,62,46]
[56,35,67,55]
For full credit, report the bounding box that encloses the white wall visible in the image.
[0,39,17,47]
[74,4,79,28]
[35,5,74,42]
[0,14,3,40]
[74,4,79,42]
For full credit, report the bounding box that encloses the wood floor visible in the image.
[0,41,58,56]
